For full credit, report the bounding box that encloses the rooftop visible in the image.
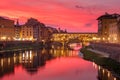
[97,13,120,20]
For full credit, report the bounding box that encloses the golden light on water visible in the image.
[102,69,105,74]
[108,71,110,78]
[14,56,16,63]
[8,58,10,65]
[92,62,97,69]
[1,59,3,67]
[114,77,116,80]
[98,66,101,70]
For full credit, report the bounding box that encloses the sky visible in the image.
[0,0,120,32]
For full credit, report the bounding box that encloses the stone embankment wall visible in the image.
[90,42,120,62]
[0,41,44,51]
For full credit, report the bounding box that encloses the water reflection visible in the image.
[0,50,53,77]
[0,49,72,76]
[92,62,120,80]
[0,48,119,80]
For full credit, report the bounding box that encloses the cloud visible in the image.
[75,5,84,9]
[0,0,120,32]
[85,23,92,27]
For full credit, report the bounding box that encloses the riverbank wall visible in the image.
[80,47,120,79]
[0,41,51,53]
[90,42,120,62]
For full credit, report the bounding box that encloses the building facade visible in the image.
[24,18,49,42]
[97,13,120,42]
[0,17,60,42]
[14,19,21,40]
[108,22,119,43]
[20,25,33,41]
[25,18,40,41]
[40,27,51,42]
[39,26,58,42]
[0,17,14,41]
[23,18,59,42]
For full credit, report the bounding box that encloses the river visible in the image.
[0,48,118,80]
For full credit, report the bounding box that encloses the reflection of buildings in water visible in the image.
[92,62,119,80]
[21,50,53,74]
[0,50,54,77]
[0,57,14,78]
[50,49,79,57]
[69,50,79,56]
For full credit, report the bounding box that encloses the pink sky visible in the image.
[0,0,120,32]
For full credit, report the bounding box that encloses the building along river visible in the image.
[0,47,119,80]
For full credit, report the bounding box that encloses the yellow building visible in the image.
[0,17,14,41]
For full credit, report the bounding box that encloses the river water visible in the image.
[0,48,118,80]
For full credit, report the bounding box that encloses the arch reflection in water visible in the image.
[92,62,120,80]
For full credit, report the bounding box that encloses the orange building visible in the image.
[20,25,33,41]
[0,17,14,41]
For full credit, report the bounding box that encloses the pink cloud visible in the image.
[0,0,120,32]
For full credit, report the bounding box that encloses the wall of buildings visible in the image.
[0,17,14,41]
[0,17,61,42]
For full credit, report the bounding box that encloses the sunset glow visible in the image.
[0,0,120,32]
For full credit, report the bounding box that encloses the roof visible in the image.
[97,13,120,20]
[0,16,13,21]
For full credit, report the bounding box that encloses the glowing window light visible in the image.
[8,58,10,65]
[23,54,25,58]
[29,38,32,40]
[92,37,97,40]
[103,37,105,40]
[22,38,25,41]
[30,51,32,54]
[114,78,116,80]
[1,59,3,67]
[1,36,6,40]
[30,52,32,60]
[108,71,110,78]
[114,37,117,41]
[26,51,29,58]
[102,69,105,74]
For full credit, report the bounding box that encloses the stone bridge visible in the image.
[51,33,98,47]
